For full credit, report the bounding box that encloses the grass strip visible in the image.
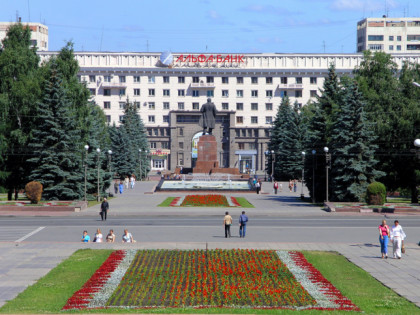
[234,197,254,208]
[158,197,175,207]
[0,249,112,314]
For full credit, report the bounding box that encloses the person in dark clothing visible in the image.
[100,197,109,221]
[239,211,249,238]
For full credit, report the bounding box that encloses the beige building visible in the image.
[357,17,420,53]
[0,21,48,51]
[37,51,420,174]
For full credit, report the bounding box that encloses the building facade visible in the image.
[357,17,420,53]
[38,51,420,174]
[0,21,48,51]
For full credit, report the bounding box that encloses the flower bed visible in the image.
[181,194,230,207]
[63,249,359,311]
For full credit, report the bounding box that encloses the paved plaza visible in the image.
[1,180,420,309]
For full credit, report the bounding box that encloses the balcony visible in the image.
[278,84,303,90]
[100,82,127,88]
[190,82,215,89]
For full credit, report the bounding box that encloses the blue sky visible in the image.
[1,0,420,53]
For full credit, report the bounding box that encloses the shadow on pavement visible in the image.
[261,195,320,208]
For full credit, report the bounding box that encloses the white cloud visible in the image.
[331,0,398,12]
[206,10,234,25]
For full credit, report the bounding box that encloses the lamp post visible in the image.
[312,150,316,203]
[107,150,112,196]
[271,150,275,182]
[139,149,142,181]
[145,150,148,180]
[84,145,89,202]
[415,139,420,203]
[96,148,101,202]
[324,147,331,202]
[301,152,306,200]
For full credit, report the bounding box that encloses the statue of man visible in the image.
[199,98,217,135]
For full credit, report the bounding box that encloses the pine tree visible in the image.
[27,63,83,200]
[109,124,133,178]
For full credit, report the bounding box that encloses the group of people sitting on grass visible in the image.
[81,228,135,243]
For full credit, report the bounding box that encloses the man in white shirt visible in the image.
[391,220,406,259]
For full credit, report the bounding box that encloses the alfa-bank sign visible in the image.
[175,54,245,63]
[158,51,246,68]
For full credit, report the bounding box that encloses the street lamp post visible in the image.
[84,145,89,202]
[96,148,101,202]
[414,139,420,203]
[271,150,275,182]
[107,150,112,197]
[145,150,148,180]
[301,152,306,200]
[324,147,331,202]
[312,150,316,203]
[139,149,142,181]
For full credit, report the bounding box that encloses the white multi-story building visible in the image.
[37,51,420,174]
[0,21,48,51]
[357,17,420,53]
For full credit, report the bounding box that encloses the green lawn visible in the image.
[1,250,418,314]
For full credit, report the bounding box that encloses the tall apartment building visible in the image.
[0,21,48,51]
[357,17,420,53]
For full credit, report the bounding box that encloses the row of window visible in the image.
[367,35,420,42]
[82,75,318,85]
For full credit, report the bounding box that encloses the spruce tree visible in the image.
[27,63,83,200]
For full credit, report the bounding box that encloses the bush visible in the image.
[25,181,43,204]
[366,182,386,205]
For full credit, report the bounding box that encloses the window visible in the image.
[408,35,420,41]
[266,90,273,97]
[89,75,96,83]
[149,89,155,96]
[163,116,169,123]
[249,143,257,150]
[389,36,394,41]
[179,128,184,136]
[134,88,140,96]
[310,77,317,84]
[89,88,96,95]
[162,141,169,149]
[148,115,155,123]
[281,91,288,97]
[281,77,288,84]
[266,103,273,110]
[389,45,394,50]
[119,115,125,122]
[222,77,229,84]
[222,90,229,97]
[119,76,126,83]
[238,143,245,150]
[163,102,170,110]
[266,116,273,124]
[148,76,155,83]
[106,115,111,123]
[407,44,420,50]
[119,102,126,109]
[178,76,185,83]
[222,103,229,110]
[104,89,111,96]
[251,103,258,110]
[266,77,273,84]
[192,90,199,97]
[251,116,258,124]
[235,130,240,137]
[104,101,111,109]
[237,77,244,84]
[154,128,159,136]
[178,102,184,110]
[178,89,185,96]
[193,102,199,110]
[368,35,384,41]
[163,76,170,83]
[295,90,302,98]
[163,89,170,96]
[397,36,402,41]
[150,142,157,149]
[178,153,184,166]
[310,90,318,97]
[248,129,253,137]
[147,129,152,136]
[236,116,243,124]
[104,75,111,82]
[119,88,126,96]
[207,90,214,97]
[148,102,155,110]
[192,76,199,83]
[133,76,140,83]
[206,76,214,83]
[236,90,243,97]
[296,77,302,84]
[179,142,184,149]
[251,77,258,84]
[242,129,246,137]
[236,103,243,110]
[134,101,140,109]
[251,90,258,97]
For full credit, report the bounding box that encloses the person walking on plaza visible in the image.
[124,176,129,189]
[119,180,124,194]
[100,197,109,221]
[273,181,279,194]
[378,219,390,259]
[224,211,233,238]
[130,174,135,189]
[255,180,260,194]
[239,211,249,238]
[294,179,297,192]
[391,220,406,259]
[114,180,119,195]
[289,180,293,192]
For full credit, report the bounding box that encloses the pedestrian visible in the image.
[106,229,115,243]
[279,183,283,192]
[273,181,279,194]
[130,174,135,189]
[257,179,262,194]
[124,176,129,189]
[239,211,249,238]
[289,180,292,192]
[119,180,124,194]
[93,228,103,242]
[122,229,135,243]
[255,180,260,194]
[223,211,232,238]
[378,219,390,259]
[294,179,297,192]
[391,220,406,259]
[81,230,90,242]
[114,180,119,195]
[100,197,109,221]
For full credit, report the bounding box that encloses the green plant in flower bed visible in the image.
[180,194,230,207]
[107,249,315,308]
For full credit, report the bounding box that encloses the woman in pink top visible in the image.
[378,219,390,259]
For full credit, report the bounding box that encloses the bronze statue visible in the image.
[199,98,216,135]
